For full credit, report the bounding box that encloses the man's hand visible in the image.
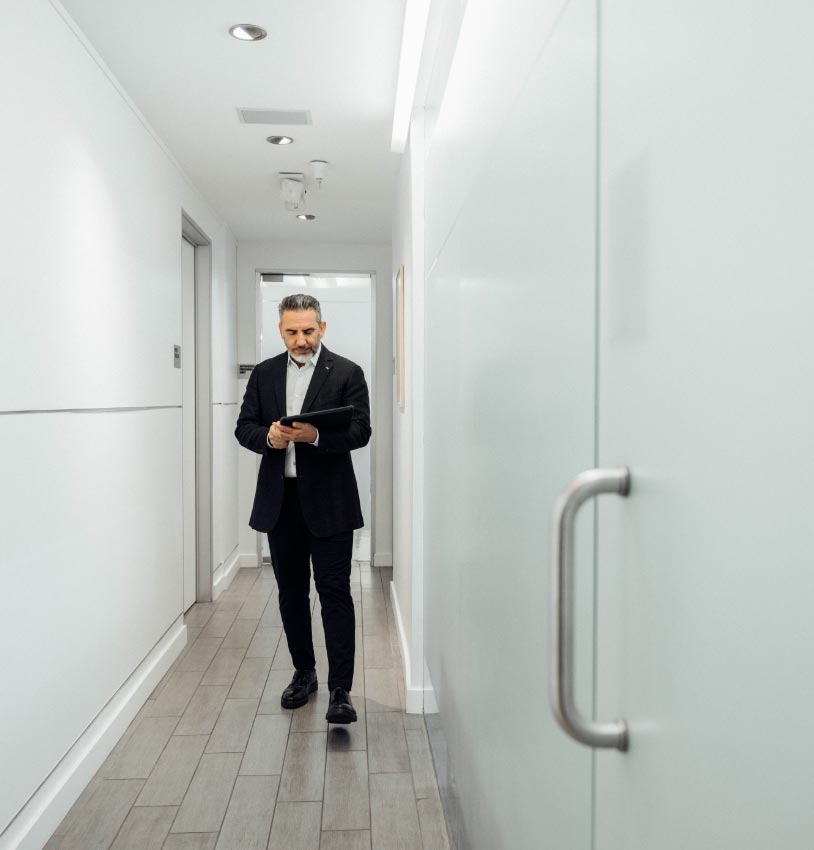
[277,422,318,444]
[268,423,291,450]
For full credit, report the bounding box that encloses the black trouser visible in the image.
[267,478,355,692]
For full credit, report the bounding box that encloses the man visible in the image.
[235,293,371,724]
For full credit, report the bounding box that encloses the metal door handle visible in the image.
[550,467,630,751]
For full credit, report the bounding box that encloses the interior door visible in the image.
[422,0,600,846]
[256,275,373,562]
[182,237,196,610]
[593,1,814,846]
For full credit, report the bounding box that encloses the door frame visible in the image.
[253,267,378,566]
[182,211,214,603]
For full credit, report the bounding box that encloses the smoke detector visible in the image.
[310,160,328,189]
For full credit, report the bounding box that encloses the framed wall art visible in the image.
[396,263,406,410]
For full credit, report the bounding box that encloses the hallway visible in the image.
[7,0,814,847]
[44,563,447,850]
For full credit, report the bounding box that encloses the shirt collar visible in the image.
[287,342,322,369]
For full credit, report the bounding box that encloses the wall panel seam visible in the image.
[0,405,181,415]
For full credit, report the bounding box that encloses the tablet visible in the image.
[279,405,354,429]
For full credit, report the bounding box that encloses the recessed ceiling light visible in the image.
[267,136,294,145]
[297,214,316,221]
[229,24,267,41]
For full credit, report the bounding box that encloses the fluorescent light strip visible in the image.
[390,0,432,153]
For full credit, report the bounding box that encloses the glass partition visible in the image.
[421,0,600,846]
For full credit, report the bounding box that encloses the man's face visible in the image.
[278,308,326,363]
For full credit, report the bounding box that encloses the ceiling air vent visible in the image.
[237,108,312,125]
[261,274,311,282]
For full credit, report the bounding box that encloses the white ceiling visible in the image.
[60,0,406,243]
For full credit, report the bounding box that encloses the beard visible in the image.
[291,347,315,364]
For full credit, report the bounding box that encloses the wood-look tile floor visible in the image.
[45,564,450,850]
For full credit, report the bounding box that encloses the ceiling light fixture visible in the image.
[391,0,432,153]
[297,214,316,221]
[267,135,294,145]
[229,24,267,41]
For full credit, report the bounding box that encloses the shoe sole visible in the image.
[325,705,358,724]
[281,681,318,710]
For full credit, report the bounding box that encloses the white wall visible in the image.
[392,143,414,671]
[0,2,237,845]
[236,242,392,564]
[212,236,240,578]
[390,110,427,711]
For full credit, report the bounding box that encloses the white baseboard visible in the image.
[422,661,438,715]
[1,618,186,850]
[237,552,260,568]
[373,551,393,567]
[212,546,241,599]
[389,582,435,714]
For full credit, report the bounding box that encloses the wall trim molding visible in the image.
[389,581,433,714]
[373,551,393,567]
[237,552,260,568]
[212,546,241,600]
[0,618,186,850]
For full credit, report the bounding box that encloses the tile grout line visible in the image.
[101,777,147,850]
[54,564,396,849]
[265,565,300,848]
[205,582,267,849]
[163,632,232,843]
[167,586,263,845]
[100,657,200,849]
[228,571,277,838]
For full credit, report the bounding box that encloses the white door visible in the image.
[182,237,196,610]
[592,1,814,846]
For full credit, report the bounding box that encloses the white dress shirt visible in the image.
[267,344,321,477]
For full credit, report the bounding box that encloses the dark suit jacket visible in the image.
[235,346,372,537]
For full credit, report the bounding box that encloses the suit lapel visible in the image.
[272,354,287,416]
[302,346,334,412]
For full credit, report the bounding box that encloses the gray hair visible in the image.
[278,293,322,323]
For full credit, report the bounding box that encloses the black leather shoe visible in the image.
[281,669,318,709]
[325,687,357,724]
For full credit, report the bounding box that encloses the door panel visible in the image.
[182,237,196,610]
[595,2,814,846]
[422,0,599,846]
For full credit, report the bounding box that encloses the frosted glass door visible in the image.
[594,1,814,847]
[422,0,599,846]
